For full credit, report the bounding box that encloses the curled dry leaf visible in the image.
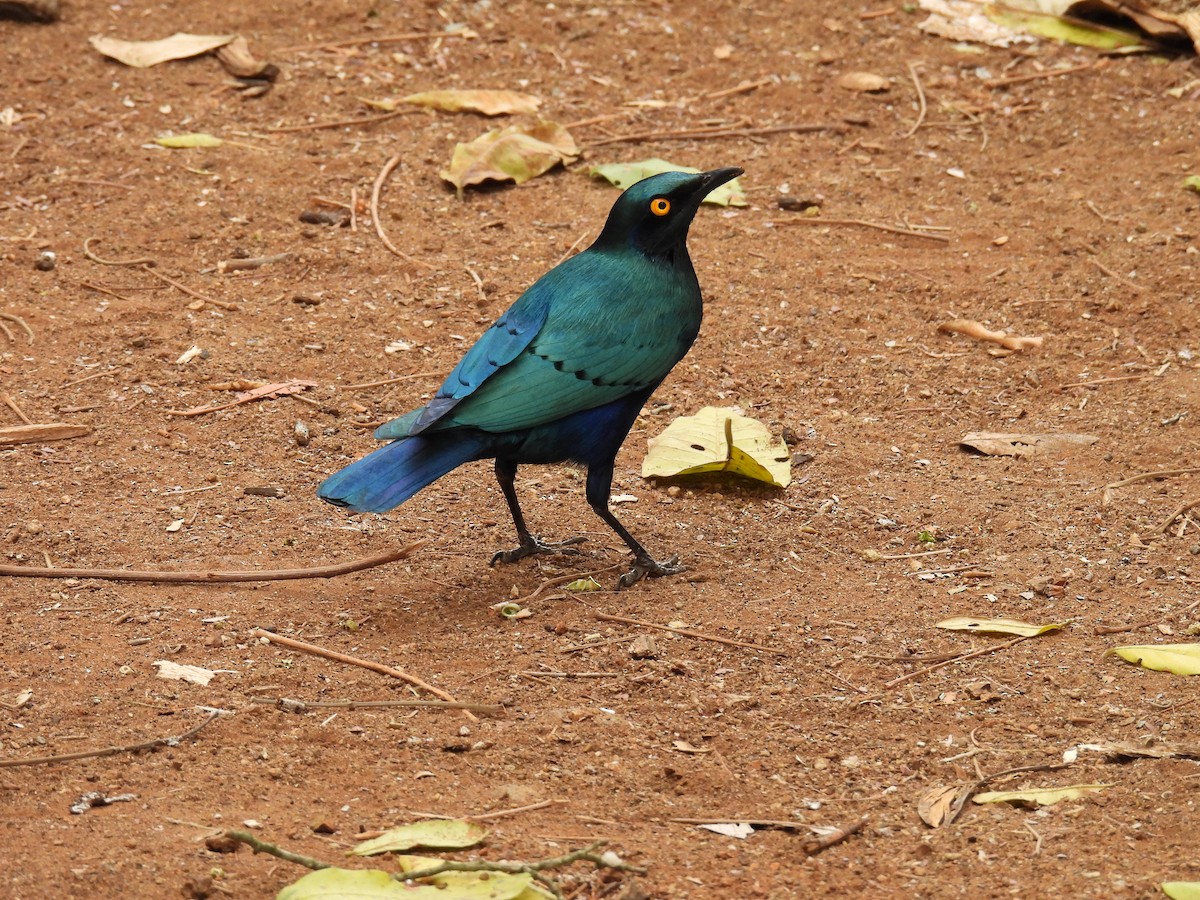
[90,32,236,68]
[441,121,578,197]
[917,783,975,827]
[959,432,1098,458]
[403,89,541,116]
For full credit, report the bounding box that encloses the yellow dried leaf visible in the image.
[642,407,791,488]
[564,577,602,592]
[1108,644,1200,676]
[441,121,578,196]
[936,617,1066,637]
[155,133,224,149]
[403,89,541,116]
[1162,883,1200,900]
[351,819,488,856]
[972,783,1113,807]
[590,159,746,207]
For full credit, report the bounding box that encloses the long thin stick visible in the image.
[141,265,237,310]
[278,30,474,54]
[1058,372,1157,389]
[82,237,156,267]
[1105,468,1200,491]
[267,109,416,134]
[985,61,1095,89]
[803,816,868,855]
[345,371,441,390]
[885,634,1032,688]
[224,830,328,871]
[1147,498,1200,537]
[772,216,951,243]
[249,696,504,715]
[904,61,927,139]
[371,154,435,270]
[586,122,845,148]
[0,543,423,583]
[250,628,478,722]
[0,311,34,343]
[594,612,786,656]
[0,711,219,768]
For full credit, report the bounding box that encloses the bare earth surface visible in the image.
[2,1,1199,897]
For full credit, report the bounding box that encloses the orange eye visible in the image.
[649,197,671,217]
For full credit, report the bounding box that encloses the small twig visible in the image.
[142,265,237,310]
[871,548,953,560]
[593,612,786,656]
[0,422,91,446]
[61,370,116,388]
[1104,468,1200,494]
[772,216,951,243]
[1147,498,1200,537]
[267,109,416,134]
[251,628,478,722]
[0,543,423,583]
[401,840,646,888]
[553,230,591,267]
[1093,619,1159,635]
[166,379,318,417]
[2,393,32,424]
[937,319,1042,351]
[224,830,328,871]
[1058,372,1157,389]
[278,30,475,54]
[250,696,504,715]
[468,799,564,821]
[803,816,868,856]
[217,252,291,273]
[79,281,137,303]
[82,237,156,267]
[904,61,927,138]
[705,76,774,100]
[370,154,435,270]
[343,371,441,390]
[514,564,623,604]
[885,634,1032,688]
[1085,200,1117,223]
[0,311,34,344]
[0,711,219,769]
[586,121,845,148]
[1090,258,1143,293]
[985,61,1096,89]
[349,185,359,232]
[560,635,638,654]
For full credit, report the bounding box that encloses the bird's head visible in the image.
[593,167,744,262]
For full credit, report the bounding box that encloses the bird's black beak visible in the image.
[698,167,744,197]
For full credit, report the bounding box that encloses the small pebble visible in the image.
[34,250,56,271]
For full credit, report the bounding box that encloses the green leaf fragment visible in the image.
[1184,175,1200,193]
[277,867,413,899]
[984,8,1143,49]
[936,617,1066,637]
[352,820,488,856]
[1108,644,1200,675]
[589,158,746,206]
[564,577,602,592]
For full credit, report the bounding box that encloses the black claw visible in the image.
[490,534,587,566]
[617,554,686,589]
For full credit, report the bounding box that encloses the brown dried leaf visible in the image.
[917,783,974,827]
[89,32,236,68]
[403,89,541,116]
[441,121,578,196]
[959,432,1099,458]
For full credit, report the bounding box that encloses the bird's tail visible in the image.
[317,432,489,514]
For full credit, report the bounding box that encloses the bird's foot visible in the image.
[490,534,587,566]
[617,554,687,589]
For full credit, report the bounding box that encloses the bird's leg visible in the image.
[489,458,586,565]
[586,463,686,588]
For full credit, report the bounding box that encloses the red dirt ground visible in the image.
[2,1,1199,897]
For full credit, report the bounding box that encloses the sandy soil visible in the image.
[2,1,1199,897]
